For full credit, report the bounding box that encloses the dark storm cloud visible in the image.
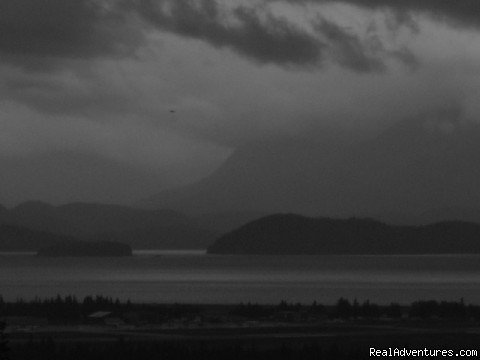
[338,0,480,28]
[0,0,421,122]
[131,0,325,68]
[0,0,142,69]
[0,0,413,74]
[278,0,480,29]
[130,0,408,72]
[0,0,476,76]
[314,19,385,72]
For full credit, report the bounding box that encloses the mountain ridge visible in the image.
[208,214,480,255]
[0,201,218,250]
[141,118,480,220]
[0,224,77,251]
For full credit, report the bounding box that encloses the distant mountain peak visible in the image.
[141,118,480,219]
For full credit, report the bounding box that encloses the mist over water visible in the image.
[1,251,480,305]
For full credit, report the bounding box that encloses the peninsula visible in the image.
[208,214,480,255]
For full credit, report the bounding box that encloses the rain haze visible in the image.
[5,3,480,358]
[1,0,480,209]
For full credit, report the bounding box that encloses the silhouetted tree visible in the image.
[386,303,402,318]
[309,301,326,317]
[0,321,8,360]
[409,300,439,319]
[438,299,466,319]
[352,298,360,318]
[230,303,273,319]
[361,300,380,318]
[335,298,352,319]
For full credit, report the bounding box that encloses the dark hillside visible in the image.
[208,214,480,255]
[1,202,217,249]
[0,224,76,251]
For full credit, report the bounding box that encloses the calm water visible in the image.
[1,251,480,304]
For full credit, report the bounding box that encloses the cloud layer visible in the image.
[0,0,143,70]
[1,0,479,73]
[1,0,480,204]
[329,0,480,29]
[0,0,419,73]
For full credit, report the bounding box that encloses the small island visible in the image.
[37,240,133,257]
[208,214,480,255]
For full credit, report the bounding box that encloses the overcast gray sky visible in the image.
[1,0,480,205]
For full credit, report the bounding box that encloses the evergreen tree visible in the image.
[0,321,8,360]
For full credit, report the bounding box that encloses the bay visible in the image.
[1,251,479,304]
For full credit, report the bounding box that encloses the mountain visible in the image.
[141,137,350,214]
[192,211,268,233]
[208,214,480,255]
[6,201,84,236]
[142,118,480,221]
[5,201,188,236]
[1,202,218,249]
[0,224,76,251]
[0,150,169,206]
[91,225,216,250]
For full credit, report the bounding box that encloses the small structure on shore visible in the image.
[87,311,126,327]
[87,311,112,325]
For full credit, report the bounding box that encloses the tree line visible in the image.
[1,295,478,323]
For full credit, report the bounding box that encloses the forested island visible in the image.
[208,214,480,255]
[37,240,132,257]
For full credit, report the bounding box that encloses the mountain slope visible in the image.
[1,202,218,249]
[0,224,76,251]
[0,150,169,206]
[208,214,480,255]
[142,118,480,220]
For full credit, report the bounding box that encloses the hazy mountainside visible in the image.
[0,202,218,249]
[0,151,169,206]
[142,119,480,222]
[0,224,77,251]
[208,214,480,255]
[140,138,349,215]
[3,201,188,236]
[92,225,216,250]
[192,211,269,233]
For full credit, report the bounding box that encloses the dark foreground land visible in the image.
[2,296,480,359]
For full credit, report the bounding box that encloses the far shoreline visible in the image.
[4,250,480,257]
